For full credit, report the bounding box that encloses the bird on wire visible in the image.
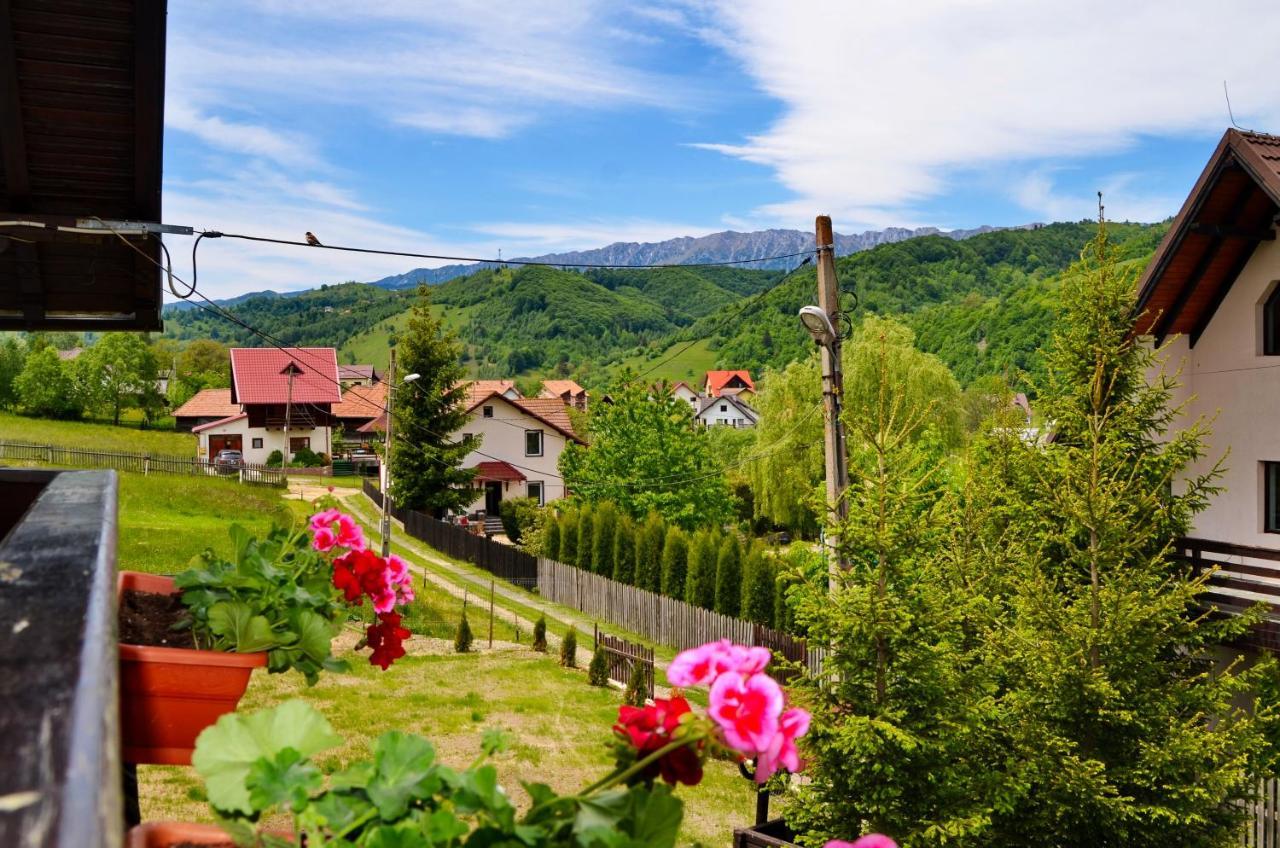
[305,231,322,246]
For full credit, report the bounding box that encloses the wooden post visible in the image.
[815,215,850,571]
[381,348,397,558]
[488,580,495,648]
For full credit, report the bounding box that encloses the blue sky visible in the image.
[163,1,1280,299]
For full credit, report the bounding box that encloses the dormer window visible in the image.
[1264,284,1280,356]
[483,406,494,418]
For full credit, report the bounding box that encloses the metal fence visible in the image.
[594,624,655,699]
[0,440,287,487]
[363,479,538,585]
[538,556,825,676]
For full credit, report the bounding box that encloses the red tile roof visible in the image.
[230,348,342,405]
[471,460,526,482]
[332,382,388,421]
[457,380,520,407]
[705,370,755,396]
[172,388,240,420]
[192,412,247,433]
[539,379,586,398]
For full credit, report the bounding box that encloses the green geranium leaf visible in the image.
[367,731,440,820]
[574,788,630,835]
[481,727,511,758]
[208,601,278,652]
[627,785,683,848]
[193,700,342,815]
[304,791,375,834]
[362,824,425,848]
[293,608,338,663]
[425,809,470,844]
[245,747,322,812]
[451,765,514,828]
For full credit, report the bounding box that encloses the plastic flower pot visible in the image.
[125,822,237,848]
[118,571,267,765]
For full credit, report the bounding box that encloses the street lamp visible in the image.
[380,369,421,557]
[798,305,838,348]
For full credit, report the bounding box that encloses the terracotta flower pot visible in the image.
[125,822,236,848]
[118,571,268,765]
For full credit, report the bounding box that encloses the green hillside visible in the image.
[173,222,1168,391]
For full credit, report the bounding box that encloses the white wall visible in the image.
[697,399,756,429]
[458,396,571,511]
[1153,230,1280,549]
[196,418,333,465]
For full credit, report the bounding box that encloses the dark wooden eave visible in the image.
[1134,128,1280,347]
[0,0,167,331]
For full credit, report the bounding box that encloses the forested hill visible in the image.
[163,220,1166,390]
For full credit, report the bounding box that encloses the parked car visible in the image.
[213,449,245,473]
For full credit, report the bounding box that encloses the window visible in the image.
[1266,462,1280,534]
[251,437,263,449]
[290,436,310,452]
[1265,284,1280,356]
[527,481,544,505]
[720,404,728,412]
[525,429,544,456]
[483,406,494,418]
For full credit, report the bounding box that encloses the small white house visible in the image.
[669,381,702,411]
[694,393,759,429]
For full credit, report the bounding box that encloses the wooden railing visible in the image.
[0,440,288,487]
[1176,537,1280,653]
[593,625,655,699]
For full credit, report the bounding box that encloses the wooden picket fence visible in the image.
[538,556,825,676]
[0,440,287,487]
[593,625,655,699]
[1241,779,1280,847]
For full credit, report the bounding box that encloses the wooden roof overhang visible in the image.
[0,0,167,331]
[1134,129,1280,347]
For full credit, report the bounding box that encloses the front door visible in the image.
[208,434,242,455]
[485,481,502,515]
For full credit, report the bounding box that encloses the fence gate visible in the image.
[594,625,655,701]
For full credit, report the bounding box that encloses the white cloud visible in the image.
[687,0,1280,229]
[1012,168,1180,224]
[166,98,321,169]
[396,109,531,140]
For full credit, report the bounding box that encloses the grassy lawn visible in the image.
[139,639,754,846]
[0,410,195,455]
[604,338,718,385]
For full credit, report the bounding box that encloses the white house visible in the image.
[457,386,583,516]
[192,347,341,465]
[694,392,759,429]
[669,380,702,411]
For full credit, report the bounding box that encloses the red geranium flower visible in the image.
[367,611,410,670]
[613,695,703,786]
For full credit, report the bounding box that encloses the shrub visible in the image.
[558,509,579,563]
[576,505,596,572]
[543,516,561,559]
[714,535,742,617]
[592,502,618,577]
[612,517,637,584]
[454,608,473,653]
[265,449,284,468]
[499,496,539,543]
[587,643,609,687]
[560,626,578,668]
[741,543,775,626]
[291,446,324,467]
[685,531,718,610]
[660,526,689,599]
[532,615,547,652]
[623,660,649,707]
[636,512,666,592]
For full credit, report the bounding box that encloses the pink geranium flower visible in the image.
[309,508,341,532]
[370,585,397,614]
[334,513,366,551]
[754,707,810,782]
[668,640,772,688]
[387,554,409,584]
[708,671,784,755]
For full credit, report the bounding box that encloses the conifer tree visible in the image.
[612,517,637,585]
[741,543,775,626]
[390,286,479,514]
[542,517,560,560]
[559,626,578,668]
[660,526,689,600]
[454,608,474,654]
[636,512,665,592]
[592,502,618,577]
[623,660,649,707]
[684,531,718,609]
[575,505,595,572]
[532,615,547,652]
[558,509,578,564]
[714,535,742,617]
[587,643,609,687]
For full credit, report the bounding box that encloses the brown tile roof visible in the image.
[172,388,239,420]
[539,379,586,398]
[457,380,520,407]
[513,397,581,441]
[1135,128,1280,343]
[332,382,388,421]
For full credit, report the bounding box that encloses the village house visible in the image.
[331,381,388,439]
[694,392,760,429]
[703,369,756,400]
[539,378,588,410]
[172,387,239,432]
[337,364,382,387]
[190,348,341,465]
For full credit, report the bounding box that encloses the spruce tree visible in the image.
[542,517,560,560]
[713,535,742,617]
[454,608,474,654]
[532,615,547,652]
[390,286,478,514]
[592,502,618,577]
[685,531,718,609]
[623,660,649,707]
[559,626,578,668]
[660,526,689,600]
[612,517,637,585]
[558,509,578,564]
[636,512,665,592]
[587,643,609,687]
[741,543,775,626]
[575,504,595,572]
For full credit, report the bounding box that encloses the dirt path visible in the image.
[340,492,674,688]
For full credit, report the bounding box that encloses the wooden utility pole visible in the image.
[380,347,396,558]
[284,362,296,464]
[815,215,850,569]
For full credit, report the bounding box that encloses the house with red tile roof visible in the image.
[172,388,239,432]
[703,370,756,399]
[539,379,588,410]
[191,348,342,465]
